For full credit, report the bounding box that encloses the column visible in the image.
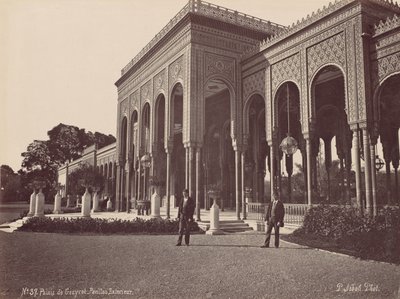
[351,129,362,213]
[115,163,121,212]
[185,147,189,189]
[306,138,312,206]
[241,152,246,220]
[119,166,124,212]
[166,149,171,218]
[125,161,130,213]
[363,128,372,215]
[370,142,377,217]
[137,161,141,203]
[195,147,201,221]
[189,147,194,197]
[235,150,241,220]
[269,143,275,197]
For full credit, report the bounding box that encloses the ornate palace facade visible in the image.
[59,0,400,219]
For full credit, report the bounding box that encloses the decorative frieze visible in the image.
[204,52,235,83]
[243,70,265,102]
[377,51,400,82]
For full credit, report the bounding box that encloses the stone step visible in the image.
[197,220,253,233]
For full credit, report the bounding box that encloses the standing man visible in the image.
[176,189,195,246]
[261,191,285,248]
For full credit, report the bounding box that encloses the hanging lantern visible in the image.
[280,84,298,156]
[375,155,384,171]
[140,153,152,168]
[280,134,298,156]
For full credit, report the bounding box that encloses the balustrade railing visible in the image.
[246,202,309,225]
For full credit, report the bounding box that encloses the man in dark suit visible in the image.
[176,189,196,246]
[261,191,285,248]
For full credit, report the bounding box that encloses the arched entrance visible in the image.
[274,82,303,203]
[244,94,268,203]
[119,117,128,211]
[153,94,167,199]
[203,78,234,210]
[311,65,351,204]
[170,83,185,206]
[378,73,400,205]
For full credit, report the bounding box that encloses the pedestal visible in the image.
[81,189,91,217]
[53,192,62,214]
[91,192,100,213]
[34,189,45,217]
[28,191,36,217]
[206,200,224,235]
[151,190,161,218]
[106,198,113,211]
[66,195,71,208]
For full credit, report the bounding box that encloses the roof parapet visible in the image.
[120,0,285,77]
[373,13,400,36]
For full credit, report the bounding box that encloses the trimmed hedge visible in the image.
[18,217,202,234]
[297,205,400,263]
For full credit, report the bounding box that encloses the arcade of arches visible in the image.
[59,0,400,219]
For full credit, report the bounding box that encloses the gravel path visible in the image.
[0,231,399,299]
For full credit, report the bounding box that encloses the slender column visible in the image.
[235,150,241,220]
[269,144,275,197]
[119,166,125,212]
[195,148,201,221]
[111,163,116,208]
[306,138,312,206]
[385,161,391,205]
[352,129,362,213]
[115,164,121,212]
[137,162,141,203]
[363,128,372,215]
[125,161,130,213]
[185,147,189,189]
[241,152,246,220]
[166,150,171,218]
[370,143,377,217]
[189,147,194,197]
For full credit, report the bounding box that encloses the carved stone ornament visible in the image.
[243,70,265,102]
[307,32,346,82]
[130,90,139,110]
[141,80,152,101]
[121,98,129,117]
[271,54,301,93]
[205,53,235,83]
[378,52,400,83]
[154,69,166,94]
[169,56,184,86]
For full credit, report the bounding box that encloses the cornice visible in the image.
[117,0,285,82]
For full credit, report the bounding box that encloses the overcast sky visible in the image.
[0,0,330,171]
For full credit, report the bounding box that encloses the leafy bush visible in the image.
[300,205,400,263]
[19,217,201,235]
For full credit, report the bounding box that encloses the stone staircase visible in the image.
[196,219,253,233]
[0,217,30,233]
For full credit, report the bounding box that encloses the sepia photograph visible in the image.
[1,0,400,298]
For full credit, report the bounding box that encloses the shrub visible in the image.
[18,217,201,235]
[300,205,400,263]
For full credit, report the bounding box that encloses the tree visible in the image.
[19,123,115,199]
[68,163,104,196]
[0,165,21,202]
